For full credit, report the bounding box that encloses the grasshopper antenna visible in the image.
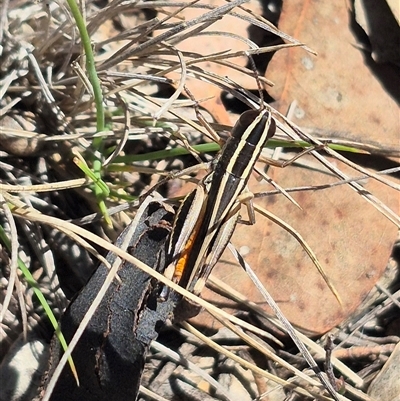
[247,52,265,110]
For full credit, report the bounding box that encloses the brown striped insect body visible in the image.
[167,106,276,295]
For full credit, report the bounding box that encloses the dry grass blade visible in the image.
[181,322,341,401]
[0,194,20,325]
[207,275,364,388]
[253,204,342,305]
[0,179,88,193]
[253,166,400,200]
[274,117,400,227]
[226,244,342,401]
[203,303,336,395]
[1,1,398,400]
[151,341,234,400]
[138,386,171,401]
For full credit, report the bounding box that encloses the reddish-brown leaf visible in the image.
[181,1,400,334]
[267,0,399,148]
[194,157,398,334]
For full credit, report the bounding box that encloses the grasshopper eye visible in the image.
[231,109,274,145]
[233,109,260,137]
[239,109,261,123]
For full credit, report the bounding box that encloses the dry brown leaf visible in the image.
[181,1,400,335]
[266,0,399,148]
[188,0,400,334]
[193,156,399,335]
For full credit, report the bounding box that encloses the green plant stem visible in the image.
[66,0,104,137]
[113,140,365,164]
[0,226,78,381]
[66,0,111,225]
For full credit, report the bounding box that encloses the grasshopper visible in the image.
[165,108,276,296]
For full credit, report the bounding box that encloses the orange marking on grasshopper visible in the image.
[172,212,203,283]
